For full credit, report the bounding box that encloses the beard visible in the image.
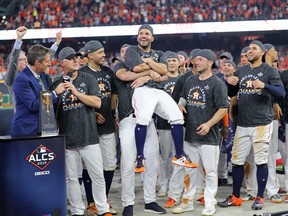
[248,54,262,64]
[138,40,151,49]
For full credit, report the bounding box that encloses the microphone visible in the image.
[63,72,73,83]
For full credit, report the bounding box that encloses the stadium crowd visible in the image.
[1,0,287,30]
[1,24,288,216]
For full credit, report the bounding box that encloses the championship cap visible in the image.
[189,48,201,59]
[84,40,103,54]
[138,24,153,35]
[177,51,188,60]
[197,49,218,68]
[223,60,236,68]
[220,52,233,60]
[264,43,274,52]
[250,40,265,51]
[241,47,249,54]
[121,44,131,49]
[166,51,179,61]
[58,47,81,61]
[78,47,86,53]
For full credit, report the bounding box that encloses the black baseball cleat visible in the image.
[217,195,242,208]
[144,202,166,214]
[122,205,133,216]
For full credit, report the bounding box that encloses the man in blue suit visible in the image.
[11,44,65,137]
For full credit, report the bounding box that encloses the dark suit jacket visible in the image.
[10,66,55,136]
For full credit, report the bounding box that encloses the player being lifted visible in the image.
[124,24,197,172]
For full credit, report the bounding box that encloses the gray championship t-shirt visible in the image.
[157,75,181,130]
[232,63,283,127]
[172,71,194,103]
[181,74,229,145]
[49,72,101,149]
[79,65,116,135]
[125,45,167,89]
[112,61,134,121]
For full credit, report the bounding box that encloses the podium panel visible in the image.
[0,135,66,216]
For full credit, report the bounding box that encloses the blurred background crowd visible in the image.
[0,0,287,79]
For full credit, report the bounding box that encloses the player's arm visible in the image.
[226,75,239,97]
[132,63,151,73]
[111,94,118,110]
[116,67,151,81]
[5,26,27,86]
[142,58,168,75]
[49,31,62,60]
[229,96,237,123]
[64,82,101,108]
[197,108,228,136]
[253,68,285,98]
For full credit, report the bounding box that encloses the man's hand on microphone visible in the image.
[64,82,78,96]
[54,83,66,95]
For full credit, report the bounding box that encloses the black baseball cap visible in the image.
[220,52,233,60]
[223,60,236,68]
[58,47,81,61]
[84,40,104,54]
[250,40,265,51]
[189,48,201,59]
[78,47,86,53]
[166,52,179,61]
[197,49,218,68]
[138,24,153,35]
[241,47,249,54]
[177,51,188,60]
[264,43,274,52]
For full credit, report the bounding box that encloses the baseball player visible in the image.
[217,40,285,211]
[49,47,112,216]
[157,52,182,197]
[239,46,249,67]
[113,44,166,215]
[79,40,118,215]
[172,48,201,103]
[165,48,201,209]
[124,24,196,172]
[177,51,189,75]
[264,43,283,203]
[236,46,258,202]
[174,49,229,215]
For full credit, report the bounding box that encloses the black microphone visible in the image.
[63,72,73,83]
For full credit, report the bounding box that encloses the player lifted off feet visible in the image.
[124,24,197,172]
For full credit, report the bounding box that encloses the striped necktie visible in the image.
[37,76,46,90]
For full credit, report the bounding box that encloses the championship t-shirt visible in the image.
[79,65,116,135]
[112,61,134,121]
[125,45,167,89]
[231,63,283,127]
[50,72,101,149]
[181,74,229,145]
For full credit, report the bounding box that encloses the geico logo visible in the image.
[28,152,55,162]
[34,170,50,176]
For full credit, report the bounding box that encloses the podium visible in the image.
[0,135,66,216]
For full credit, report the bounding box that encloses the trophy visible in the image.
[39,90,58,136]
[42,91,51,119]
